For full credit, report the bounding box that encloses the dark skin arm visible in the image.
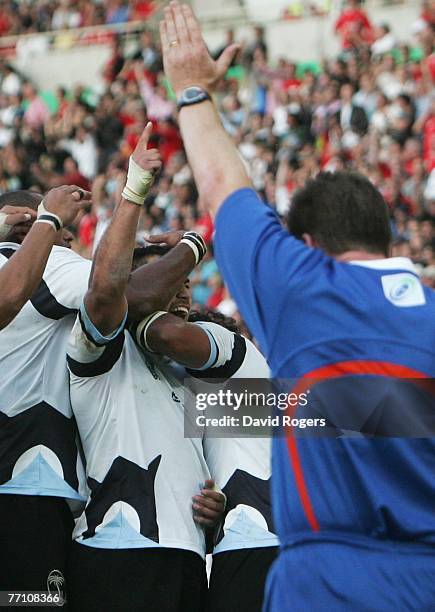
[0,187,91,329]
[1,223,55,329]
[146,312,212,369]
[126,246,199,321]
[85,123,163,335]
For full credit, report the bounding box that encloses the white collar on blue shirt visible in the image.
[348,257,418,274]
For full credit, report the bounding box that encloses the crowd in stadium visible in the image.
[0,0,155,35]
[0,1,434,325]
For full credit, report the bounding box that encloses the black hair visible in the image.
[132,244,171,270]
[286,171,392,256]
[0,190,42,211]
[188,309,239,334]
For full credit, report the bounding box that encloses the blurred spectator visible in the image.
[52,0,81,30]
[334,0,373,52]
[244,26,268,66]
[0,64,21,97]
[60,125,98,180]
[105,0,129,25]
[62,156,91,191]
[103,37,125,85]
[337,82,369,136]
[22,81,49,129]
[371,23,396,57]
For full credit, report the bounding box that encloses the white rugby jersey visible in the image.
[187,322,279,554]
[0,242,92,500]
[67,309,210,557]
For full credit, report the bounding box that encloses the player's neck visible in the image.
[335,250,388,263]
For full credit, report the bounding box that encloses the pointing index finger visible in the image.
[138,121,153,149]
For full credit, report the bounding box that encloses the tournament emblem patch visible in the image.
[381,273,426,307]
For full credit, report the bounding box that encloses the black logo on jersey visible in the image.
[0,401,79,490]
[216,469,274,545]
[171,391,181,403]
[145,357,160,380]
[83,455,161,542]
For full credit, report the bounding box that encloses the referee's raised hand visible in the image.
[43,185,92,227]
[160,1,240,96]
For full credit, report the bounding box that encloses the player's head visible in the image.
[286,171,392,258]
[132,245,192,320]
[0,190,74,248]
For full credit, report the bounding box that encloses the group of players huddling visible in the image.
[0,121,277,611]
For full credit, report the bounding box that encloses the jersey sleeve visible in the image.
[214,188,329,356]
[37,246,93,318]
[66,303,127,378]
[186,322,248,380]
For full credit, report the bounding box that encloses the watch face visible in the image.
[185,87,202,101]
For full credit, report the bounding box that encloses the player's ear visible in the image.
[302,233,316,249]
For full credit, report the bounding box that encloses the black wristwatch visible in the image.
[177,86,211,110]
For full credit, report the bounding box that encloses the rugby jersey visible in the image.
[0,242,92,500]
[214,188,435,548]
[188,322,279,554]
[67,307,210,557]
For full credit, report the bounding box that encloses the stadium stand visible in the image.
[0,0,433,332]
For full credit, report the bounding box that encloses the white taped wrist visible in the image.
[37,201,63,231]
[122,156,155,206]
[135,311,168,352]
[35,219,59,233]
[180,238,200,264]
[0,211,13,241]
[179,231,207,265]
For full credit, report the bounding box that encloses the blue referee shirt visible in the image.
[214,188,435,549]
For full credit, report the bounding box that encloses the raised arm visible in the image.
[159,1,250,217]
[85,123,162,335]
[0,186,91,329]
[126,230,207,320]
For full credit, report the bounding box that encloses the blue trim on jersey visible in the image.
[0,453,84,501]
[78,510,163,549]
[80,303,127,346]
[214,509,279,554]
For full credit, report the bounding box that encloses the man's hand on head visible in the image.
[0,206,36,241]
[192,479,226,528]
[146,230,185,248]
[160,1,240,97]
[42,185,92,228]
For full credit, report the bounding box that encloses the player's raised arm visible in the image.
[126,230,208,321]
[84,122,162,336]
[160,1,250,217]
[0,186,91,329]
